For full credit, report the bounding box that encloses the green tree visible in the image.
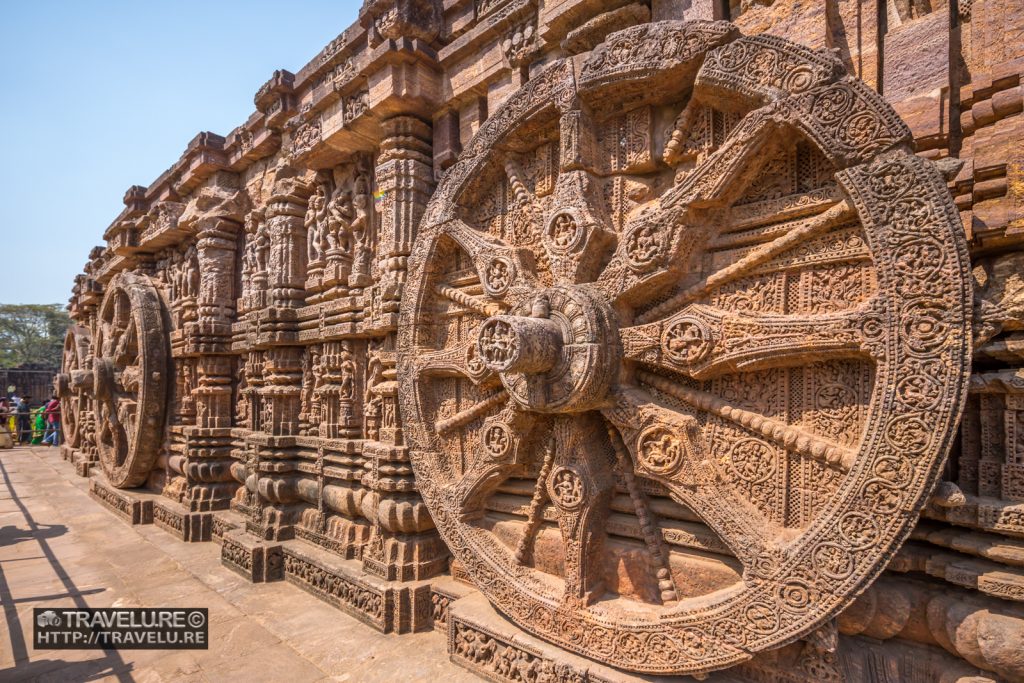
[0,304,71,369]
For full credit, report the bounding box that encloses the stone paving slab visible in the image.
[0,446,481,682]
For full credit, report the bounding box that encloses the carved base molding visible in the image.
[211,509,244,544]
[447,593,747,683]
[426,576,475,634]
[62,446,98,477]
[220,529,283,582]
[280,540,432,634]
[89,479,154,525]
[153,499,213,542]
[74,457,96,478]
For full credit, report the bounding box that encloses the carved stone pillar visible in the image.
[266,186,309,309]
[196,217,238,327]
[260,347,303,437]
[361,339,448,582]
[316,340,361,440]
[374,116,434,309]
[167,215,243,525]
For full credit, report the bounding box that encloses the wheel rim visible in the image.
[93,272,169,488]
[398,22,972,675]
[57,325,91,448]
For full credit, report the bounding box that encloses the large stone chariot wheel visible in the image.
[55,325,93,449]
[399,21,972,676]
[93,272,169,488]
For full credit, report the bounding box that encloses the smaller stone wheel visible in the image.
[93,272,169,488]
[55,325,92,449]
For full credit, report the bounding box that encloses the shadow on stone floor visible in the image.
[0,522,67,547]
[0,457,133,682]
[0,656,135,682]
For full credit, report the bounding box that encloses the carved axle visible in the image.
[477,314,562,375]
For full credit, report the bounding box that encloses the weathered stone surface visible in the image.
[60,2,1024,681]
[89,478,155,526]
[0,447,476,682]
[400,23,971,676]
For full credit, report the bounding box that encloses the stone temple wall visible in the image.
[59,1,1024,681]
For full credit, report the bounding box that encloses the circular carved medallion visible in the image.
[545,210,584,252]
[625,222,665,271]
[477,319,518,370]
[662,318,713,364]
[483,256,515,296]
[483,423,512,459]
[548,466,585,510]
[637,426,685,474]
[398,20,971,676]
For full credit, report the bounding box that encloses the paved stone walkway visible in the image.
[0,446,479,682]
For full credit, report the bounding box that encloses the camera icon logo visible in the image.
[37,610,61,627]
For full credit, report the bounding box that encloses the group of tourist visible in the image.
[0,395,61,446]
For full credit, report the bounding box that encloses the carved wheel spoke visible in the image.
[441,218,538,307]
[594,108,778,307]
[413,341,497,386]
[624,299,882,382]
[548,416,614,606]
[454,404,538,518]
[602,389,773,569]
[436,390,507,435]
[400,25,972,676]
[637,371,854,471]
[636,199,858,325]
[666,107,778,211]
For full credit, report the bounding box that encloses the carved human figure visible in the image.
[170,249,183,302]
[339,341,356,400]
[551,469,583,508]
[364,396,382,441]
[165,254,177,302]
[243,213,258,266]
[365,351,384,399]
[253,215,270,273]
[514,651,534,681]
[180,363,195,416]
[351,173,370,249]
[240,214,260,299]
[327,185,354,255]
[309,348,323,429]
[349,172,373,284]
[235,372,250,428]
[184,245,199,299]
[300,346,318,432]
[364,350,384,440]
[305,182,329,265]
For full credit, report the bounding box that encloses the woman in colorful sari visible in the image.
[2,399,16,437]
[31,404,46,444]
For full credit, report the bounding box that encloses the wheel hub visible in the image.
[477,285,619,414]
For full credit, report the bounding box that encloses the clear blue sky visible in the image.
[0,1,361,306]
